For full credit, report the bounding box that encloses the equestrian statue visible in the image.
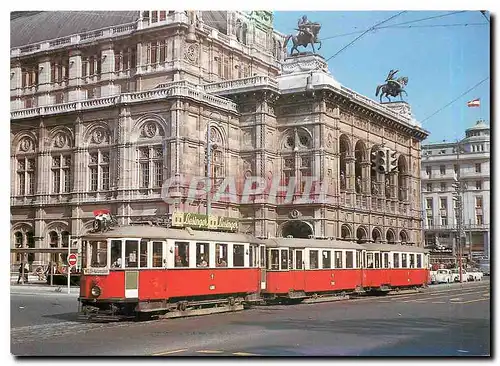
[283,15,322,55]
[375,69,408,103]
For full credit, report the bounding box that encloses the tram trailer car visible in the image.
[261,238,365,303]
[361,243,430,292]
[79,226,265,320]
[261,239,430,303]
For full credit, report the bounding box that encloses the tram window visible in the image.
[346,251,354,268]
[196,242,209,267]
[309,250,319,269]
[110,240,122,268]
[175,241,189,267]
[383,253,389,268]
[295,250,303,270]
[401,253,407,268]
[260,246,266,268]
[88,241,108,267]
[270,249,279,270]
[125,240,138,268]
[152,241,163,268]
[249,245,257,267]
[416,254,422,268]
[289,249,293,269]
[281,249,289,270]
[366,253,374,268]
[356,251,361,268]
[393,253,400,268]
[139,240,148,268]
[334,251,343,268]
[374,253,380,268]
[409,254,415,268]
[216,243,228,267]
[322,250,331,269]
[233,244,245,267]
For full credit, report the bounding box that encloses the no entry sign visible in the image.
[68,253,77,267]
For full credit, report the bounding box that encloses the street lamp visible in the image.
[452,139,467,282]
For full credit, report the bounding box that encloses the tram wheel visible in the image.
[228,297,236,306]
[178,302,187,312]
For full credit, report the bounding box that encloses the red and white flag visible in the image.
[467,98,481,107]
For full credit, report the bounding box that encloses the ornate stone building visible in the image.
[10,11,428,268]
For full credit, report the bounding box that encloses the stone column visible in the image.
[10,62,23,110]
[67,50,86,102]
[100,45,120,97]
[72,117,86,196]
[345,156,355,192]
[37,58,53,106]
[361,161,371,194]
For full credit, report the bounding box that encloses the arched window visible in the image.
[49,231,59,248]
[14,232,23,262]
[281,129,312,194]
[386,229,396,244]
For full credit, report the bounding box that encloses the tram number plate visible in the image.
[83,268,110,275]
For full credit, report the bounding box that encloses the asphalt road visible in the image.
[11,281,490,356]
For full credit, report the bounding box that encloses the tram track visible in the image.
[11,281,489,345]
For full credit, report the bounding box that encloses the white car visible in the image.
[435,269,452,284]
[451,269,483,282]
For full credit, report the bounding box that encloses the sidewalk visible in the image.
[10,283,80,295]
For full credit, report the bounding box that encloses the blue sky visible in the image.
[273,11,490,143]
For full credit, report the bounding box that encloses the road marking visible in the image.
[454,298,489,304]
[484,293,490,297]
[449,298,462,301]
[233,352,261,356]
[196,350,224,354]
[431,301,446,304]
[403,289,486,302]
[152,349,188,356]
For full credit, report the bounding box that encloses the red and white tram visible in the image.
[361,243,430,292]
[78,224,430,320]
[262,238,365,303]
[79,225,265,320]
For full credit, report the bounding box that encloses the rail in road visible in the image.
[11,281,490,356]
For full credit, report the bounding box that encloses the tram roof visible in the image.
[83,225,264,244]
[264,238,364,250]
[361,243,429,253]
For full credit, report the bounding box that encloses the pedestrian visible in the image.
[17,263,23,284]
[24,262,29,283]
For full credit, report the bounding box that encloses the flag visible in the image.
[467,98,481,107]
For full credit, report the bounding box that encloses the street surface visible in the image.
[11,281,490,356]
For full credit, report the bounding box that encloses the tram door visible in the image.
[259,244,266,290]
[124,239,139,298]
[292,249,305,291]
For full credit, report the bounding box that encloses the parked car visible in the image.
[451,269,483,282]
[434,269,452,284]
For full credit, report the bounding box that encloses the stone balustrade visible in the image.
[11,85,238,120]
[203,75,279,93]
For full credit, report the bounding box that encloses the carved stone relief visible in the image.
[19,137,33,152]
[53,132,68,148]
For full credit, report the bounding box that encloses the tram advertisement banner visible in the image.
[172,212,238,232]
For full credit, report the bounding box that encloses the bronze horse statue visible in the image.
[283,23,322,55]
[375,76,409,103]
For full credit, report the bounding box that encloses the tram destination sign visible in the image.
[172,212,238,232]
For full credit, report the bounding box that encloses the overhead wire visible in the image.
[420,77,489,124]
[325,11,406,62]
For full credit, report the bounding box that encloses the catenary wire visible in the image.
[420,77,489,124]
[325,11,406,62]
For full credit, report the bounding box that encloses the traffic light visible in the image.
[388,149,398,173]
[376,150,386,174]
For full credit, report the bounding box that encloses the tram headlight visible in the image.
[91,286,101,297]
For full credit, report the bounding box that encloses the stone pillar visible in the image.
[100,45,120,97]
[72,118,86,195]
[345,156,355,192]
[37,58,54,106]
[361,161,371,194]
[67,50,86,102]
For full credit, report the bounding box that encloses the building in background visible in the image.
[10,11,428,270]
[421,120,490,264]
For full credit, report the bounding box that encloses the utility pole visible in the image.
[452,139,465,282]
[206,121,211,216]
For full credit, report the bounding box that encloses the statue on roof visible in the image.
[283,15,322,56]
[376,69,409,103]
